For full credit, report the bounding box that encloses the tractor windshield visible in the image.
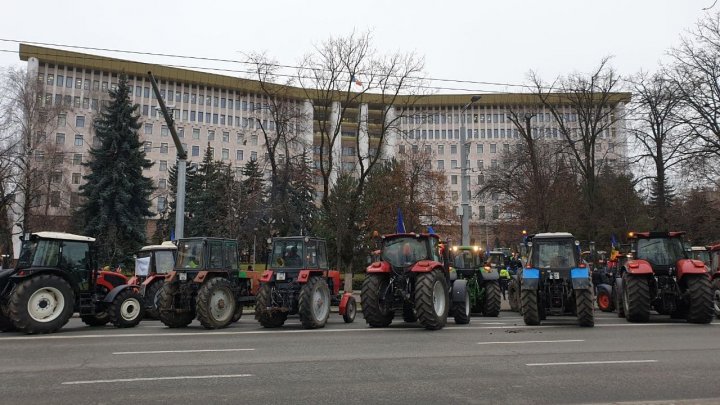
[270,239,305,268]
[382,237,429,267]
[17,239,60,269]
[690,250,710,264]
[177,240,204,269]
[487,254,506,268]
[533,239,577,269]
[454,250,479,269]
[635,238,686,266]
[155,250,176,274]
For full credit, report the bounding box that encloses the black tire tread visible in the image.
[414,269,449,330]
[255,283,288,328]
[143,280,164,320]
[483,281,501,317]
[81,313,109,327]
[452,289,470,325]
[298,276,331,329]
[521,289,540,326]
[108,289,144,328]
[196,278,236,330]
[8,275,74,334]
[686,275,713,324]
[575,289,595,327]
[360,274,393,327]
[624,275,651,323]
[157,282,195,328]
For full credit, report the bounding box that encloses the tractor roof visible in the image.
[177,237,236,242]
[382,232,439,240]
[140,242,177,251]
[532,232,575,239]
[272,236,326,242]
[488,250,506,255]
[708,243,720,252]
[690,246,708,252]
[32,231,95,243]
[630,231,685,239]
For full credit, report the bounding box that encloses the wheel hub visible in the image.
[432,280,446,316]
[120,298,141,321]
[27,287,64,323]
[312,288,329,322]
[210,289,233,322]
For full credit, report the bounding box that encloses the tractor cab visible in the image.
[528,234,580,276]
[709,244,720,276]
[269,236,328,272]
[486,251,508,272]
[689,246,710,266]
[626,232,688,276]
[378,233,444,273]
[134,242,177,280]
[451,246,482,277]
[173,237,239,278]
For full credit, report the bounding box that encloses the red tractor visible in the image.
[129,242,177,319]
[361,233,470,331]
[616,231,713,323]
[256,236,356,328]
[708,243,720,319]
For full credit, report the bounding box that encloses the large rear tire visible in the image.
[8,275,74,334]
[623,274,650,323]
[483,281,501,317]
[452,289,470,325]
[402,303,417,323]
[686,275,713,324]
[414,270,449,331]
[508,280,520,312]
[298,277,331,329]
[575,289,595,327]
[712,278,720,320]
[0,307,15,332]
[196,278,236,330]
[521,289,540,326]
[108,289,144,328]
[361,274,393,327]
[81,313,110,327]
[255,283,287,328]
[615,278,625,318]
[157,282,195,328]
[143,280,164,320]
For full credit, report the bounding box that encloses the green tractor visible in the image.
[450,246,501,317]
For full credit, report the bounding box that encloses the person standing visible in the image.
[499,267,511,299]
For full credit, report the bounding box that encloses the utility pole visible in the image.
[147,72,187,239]
[460,95,482,246]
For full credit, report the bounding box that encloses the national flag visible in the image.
[427,226,436,235]
[351,74,362,87]
[610,233,618,248]
[396,208,406,234]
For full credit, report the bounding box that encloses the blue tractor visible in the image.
[520,232,594,327]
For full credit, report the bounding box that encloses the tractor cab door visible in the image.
[223,240,239,273]
[60,241,92,291]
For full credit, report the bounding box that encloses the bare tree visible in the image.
[296,31,427,289]
[627,71,689,228]
[529,58,626,239]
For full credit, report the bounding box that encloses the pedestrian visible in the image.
[499,267,511,300]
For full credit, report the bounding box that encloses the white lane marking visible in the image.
[112,348,255,355]
[527,360,657,366]
[62,374,253,385]
[1,322,715,341]
[478,339,583,345]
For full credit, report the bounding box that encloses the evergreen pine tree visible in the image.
[78,74,154,266]
[284,151,317,235]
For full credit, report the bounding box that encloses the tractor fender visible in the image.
[8,268,80,298]
[165,270,177,283]
[297,270,318,283]
[676,259,709,280]
[366,261,391,274]
[96,270,129,291]
[479,267,500,281]
[520,268,540,290]
[624,260,653,275]
[450,279,468,303]
[127,276,140,286]
[338,292,354,315]
[570,267,592,289]
[103,284,140,303]
[259,270,274,283]
[327,270,342,295]
[410,260,444,273]
[596,283,613,295]
[141,274,165,287]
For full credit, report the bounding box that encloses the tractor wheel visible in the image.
[575,289,595,327]
[615,279,625,318]
[686,275,713,324]
[143,280,164,320]
[108,289,144,328]
[508,280,520,312]
[298,277,331,329]
[402,303,417,323]
[81,313,110,327]
[196,278,236,330]
[521,289,540,326]
[343,296,357,323]
[483,281,501,317]
[231,304,244,323]
[623,274,650,323]
[596,288,613,312]
[452,288,471,325]
[0,308,15,332]
[255,284,287,328]
[157,282,195,328]
[8,274,74,334]
[361,274,394,327]
[712,278,720,319]
[414,269,449,331]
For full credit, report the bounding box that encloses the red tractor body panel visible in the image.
[328,270,342,295]
[624,260,653,275]
[676,259,709,280]
[411,260,443,273]
[366,261,392,273]
[96,270,129,291]
[338,292,354,315]
[141,274,165,287]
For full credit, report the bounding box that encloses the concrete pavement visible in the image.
[0,310,718,404]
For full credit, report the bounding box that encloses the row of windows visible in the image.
[142,124,261,144]
[399,143,508,156]
[401,111,585,125]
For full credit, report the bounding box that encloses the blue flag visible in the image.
[396,208,406,234]
[170,228,175,241]
[611,233,617,248]
[427,226,436,234]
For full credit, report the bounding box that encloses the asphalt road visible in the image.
[0,309,719,405]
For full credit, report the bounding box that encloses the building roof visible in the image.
[32,231,95,242]
[19,43,632,107]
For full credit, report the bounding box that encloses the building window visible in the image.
[477,160,484,169]
[251,135,258,146]
[222,148,229,160]
[144,141,152,153]
[144,123,153,134]
[192,146,199,156]
[192,129,200,139]
[161,126,169,137]
[503,144,510,152]
[157,196,167,212]
[55,133,65,145]
[178,127,184,138]
[490,144,497,153]
[160,143,168,154]
[476,144,483,153]
[236,150,244,160]
[451,175,458,185]
[75,116,85,128]
[71,173,81,184]
[436,160,444,170]
[438,145,444,154]
[58,114,66,127]
[72,154,82,165]
[250,151,257,161]
[50,191,61,207]
[451,160,458,169]
[158,178,167,189]
[74,134,83,146]
[492,206,499,220]
[56,75,64,87]
[491,159,498,168]
[159,160,167,171]
[478,206,485,220]
[222,132,229,142]
[208,130,215,141]
[450,144,457,154]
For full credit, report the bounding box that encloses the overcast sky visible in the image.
[1,0,713,93]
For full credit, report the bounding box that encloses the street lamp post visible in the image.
[460,95,482,246]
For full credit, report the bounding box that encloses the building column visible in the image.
[302,99,314,153]
[329,101,342,186]
[358,103,369,175]
[382,105,397,160]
